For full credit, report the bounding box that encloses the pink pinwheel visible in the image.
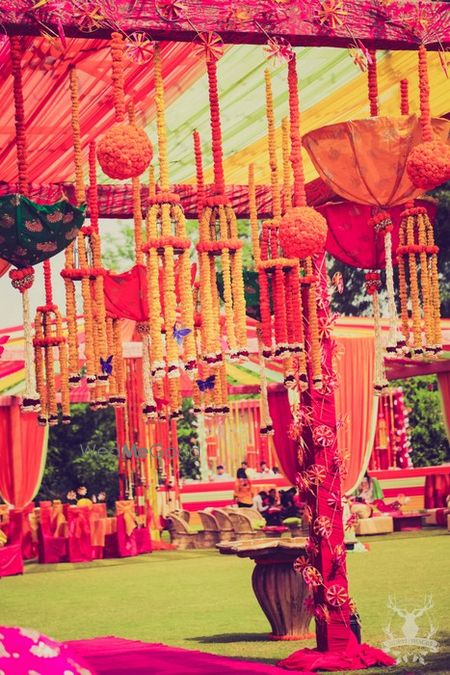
[313,515,332,539]
[264,36,294,63]
[303,565,324,589]
[125,32,154,64]
[155,0,187,22]
[293,555,309,575]
[306,464,327,486]
[325,583,349,607]
[327,492,342,510]
[313,424,336,448]
[193,32,224,63]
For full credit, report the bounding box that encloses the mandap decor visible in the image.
[5,37,84,420]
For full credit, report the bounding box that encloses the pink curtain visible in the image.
[267,387,298,483]
[0,397,47,508]
[269,334,378,496]
[334,335,378,494]
[438,372,450,442]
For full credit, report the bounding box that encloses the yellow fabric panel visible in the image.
[190,51,449,187]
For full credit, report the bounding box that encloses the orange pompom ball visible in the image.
[279,206,328,259]
[97,123,153,180]
[406,140,450,190]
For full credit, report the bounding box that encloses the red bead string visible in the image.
[43,259,53,306]
[88,142,99,232]
[418,45,433,142]
[10,37,29,197]
[206,59,226,196]
[368,50,378,118]
[111,31,126,123]
[400,79,409,116]
[287,56,306,208]
[193,129,205,216]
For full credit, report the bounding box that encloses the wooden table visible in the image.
[392,512,424,532]
[217,537,314,641]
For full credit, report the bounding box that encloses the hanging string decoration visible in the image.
[97,32,153,180]
[142,45,196,419]
[406,45,450,190]
[196,44,248,366]
[278,55,328,391]
[251,70,309,390]
[61,67,100,397]
[397,204,442,356]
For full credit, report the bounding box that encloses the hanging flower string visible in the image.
[400,78,409,115]
[196,50,248,362]
[9,37,40,413]
[406,44,450,190]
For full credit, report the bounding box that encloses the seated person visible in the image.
[210,465,233,481]
[265,488,283,525]
[252,490,269,519]
[234,476,254,508]
[255,461,274,478]
[280,487,300,519]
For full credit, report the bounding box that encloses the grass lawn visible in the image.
[1,529,449,673]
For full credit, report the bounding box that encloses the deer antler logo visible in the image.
[382,595,439,665]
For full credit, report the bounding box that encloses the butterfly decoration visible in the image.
[196,375,216,392]
[0,335,10,357]
[173,325,192,347]
[100,355,113,375]
[331,271,344,294]
[154,397,169,409]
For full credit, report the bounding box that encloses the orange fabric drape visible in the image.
[0,397,47,508]
[334,336,379,494]
[437,373,450,442]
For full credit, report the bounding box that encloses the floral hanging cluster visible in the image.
[397,205,442,356]
[97,32,153,180]
[61,70,114,412]
[142,45,196,420]
[9,37,40,413]
[406,45,450,190]
[33,261,70,425]
[196,53,248,365]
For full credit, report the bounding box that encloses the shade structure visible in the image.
[318,198,436,269]
[0,195,84,267]
[303,115,450,207]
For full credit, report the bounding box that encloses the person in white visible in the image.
[210,465,233,481]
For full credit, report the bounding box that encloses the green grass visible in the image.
[1,530,449,673]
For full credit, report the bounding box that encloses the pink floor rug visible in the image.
[68,636,287,674]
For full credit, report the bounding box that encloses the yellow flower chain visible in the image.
[106,317,117,400]
[406,215,422,352]
[219,205,237,352]
[56,310,70,422]
[44,312,57,425]
[248,164,261,267]
[34,314,46,423]
[417,212,433,351]
[113,318,125,400]
[281,117,292,212]
[306,257,322,389]
[397,218,410,348]
[426,215,442,350]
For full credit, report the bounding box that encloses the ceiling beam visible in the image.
[3,0,450,50]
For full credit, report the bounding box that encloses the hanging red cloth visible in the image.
[0,397,47,508]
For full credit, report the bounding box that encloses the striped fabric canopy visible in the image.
[0,38,448,195]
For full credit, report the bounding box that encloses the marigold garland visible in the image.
[281,117,292,212]
[97,32,153,180]
[9,37,40,413]
[406,45,450,190]
[400,79,409,116]
[196,55,248,362]
[367,49,378,117]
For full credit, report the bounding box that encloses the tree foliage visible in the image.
[392,376,450,467]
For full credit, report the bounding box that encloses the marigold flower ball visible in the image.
[406,141,450,191]
[279,206,328,259]
[97,123,153,180]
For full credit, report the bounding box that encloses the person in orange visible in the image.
[233,468,253,508]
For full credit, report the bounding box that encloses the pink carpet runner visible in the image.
[68,637,287,674]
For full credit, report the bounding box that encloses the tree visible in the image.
[392,376,450,467]
[176,398,201,480]
[36,404,119,506]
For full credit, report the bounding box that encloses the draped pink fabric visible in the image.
[0,397,47,508]
[334,336,377,495]
[437,372,450,442]
[267,386,297,484]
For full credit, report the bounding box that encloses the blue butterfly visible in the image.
[173,325,192,346]
[196,375,216,392]
[100,355,113,375]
